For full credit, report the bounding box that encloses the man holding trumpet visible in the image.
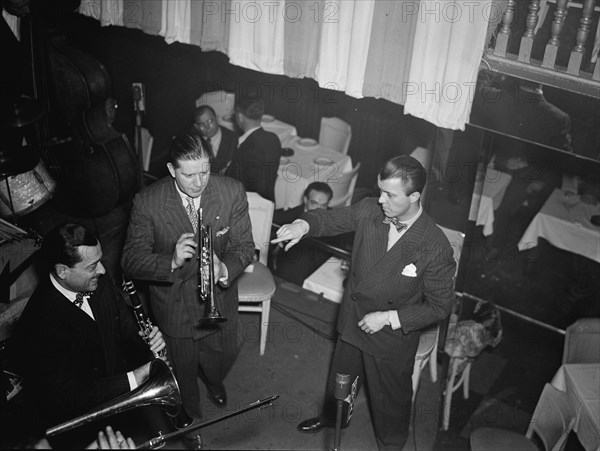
[121,133,255,450]
[7,223,166,447]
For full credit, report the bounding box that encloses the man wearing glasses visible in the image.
[190,105,238,174]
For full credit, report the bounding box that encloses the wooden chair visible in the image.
[562,318,600,364]
[237,192,276,356]
[328,162,361,208]
[470,383,576,451]
[319,117,352,155]
[412,226,464,402]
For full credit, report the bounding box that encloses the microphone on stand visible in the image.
[333,373,351,451]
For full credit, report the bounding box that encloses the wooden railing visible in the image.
[484,0,600,98]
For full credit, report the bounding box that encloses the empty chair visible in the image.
[328,162,361,208]
[319,117,352,155]
[237,192,277,356]
[411,226,464,402]
[562,318,600,364]
[470,383,576,451]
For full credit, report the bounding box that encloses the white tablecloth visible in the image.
[468,166,512,237]
[261,117,298,148]
[550,363,600,451]
[518,189,600,263]
[302,256,346,304]
[275,137,353,210]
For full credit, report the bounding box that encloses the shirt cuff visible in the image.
[127,371,138,390]
[388,310,401,330]
[218,263,229,286]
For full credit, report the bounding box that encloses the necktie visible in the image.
[383,216,407,232]
[75,292,92,308]
[186,196,198,233]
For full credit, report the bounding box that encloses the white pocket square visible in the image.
[401,263,417,277]
[216,227,230,237]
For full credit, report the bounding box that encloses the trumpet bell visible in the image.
[46,359,181,437]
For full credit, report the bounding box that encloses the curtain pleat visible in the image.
[283,0,322,79]
[404,1,490,130]
[315,0,374,97]
[79,0,124,26]
[228,1,285,74]
[363,1,419,105]
[160,0,191,45]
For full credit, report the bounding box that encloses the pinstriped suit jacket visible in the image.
[302,198,456,360]
[9,276,150,426]
[121,174,255,340]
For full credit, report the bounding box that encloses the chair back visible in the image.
[195,90,235,121]
[526,383,575,451]
[437,226,465,279]
[562,318,600,364]
[328,162,361,208]
[246,192,274,266]
[319,117,352,155]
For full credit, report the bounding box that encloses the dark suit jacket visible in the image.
[9,275,150,427]
[302,198,456,359]
[121,175,255,340]
[225,127,281,202]
[211,126,238,174]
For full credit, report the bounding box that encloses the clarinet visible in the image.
[122,277,194,428]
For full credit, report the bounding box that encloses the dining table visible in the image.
[275,136,353,210]
[517,188,600,263]
[216,113,298,148]
[550,363,600,451]
[302,256,346,304]
[468,164,513,237]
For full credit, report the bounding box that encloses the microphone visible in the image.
[333,373,351,451]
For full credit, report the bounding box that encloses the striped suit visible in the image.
[121,174,255,418]
[301,197,456,450]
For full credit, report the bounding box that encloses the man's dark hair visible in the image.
[304,182,333,201]
[235,97,265,121]
[41,223,99,273]
[379,155,426,196]
[194,104,217,118]
[169,133,212,167]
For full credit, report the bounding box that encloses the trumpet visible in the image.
[122,277,193,428]
[198,208,226,324]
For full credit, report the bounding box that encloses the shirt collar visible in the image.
[391,203,422,230]
[173,180,201,209]
[238,125,261,146]
[50,273,78,303]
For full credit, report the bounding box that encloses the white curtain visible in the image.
[79,0,124,26]
[315,0,375,97]
[404,0,491,130]
[228,1,286,75]
[160,0,191,45]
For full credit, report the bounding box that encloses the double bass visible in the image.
[31,11,140,218]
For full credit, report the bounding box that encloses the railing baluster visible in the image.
[567,0,595,74]
[542,0,569,68]
[519,0,541,63]
[494,0,516,57]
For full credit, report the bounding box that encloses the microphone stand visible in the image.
[333,373,350,451]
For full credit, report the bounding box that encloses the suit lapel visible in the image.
[159,178,194,238]
[357,212,429,291]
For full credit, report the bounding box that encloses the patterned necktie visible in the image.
[75,292,92,308]
[186,196,198,233]
[383,216,407,232]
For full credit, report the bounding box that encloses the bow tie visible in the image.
[383,216,407,232]
[74,291,93,308]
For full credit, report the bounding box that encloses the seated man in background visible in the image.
[190,105,238,174]
[272,182,352,287]
[7,223,166,448]
[225,97,281,202]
